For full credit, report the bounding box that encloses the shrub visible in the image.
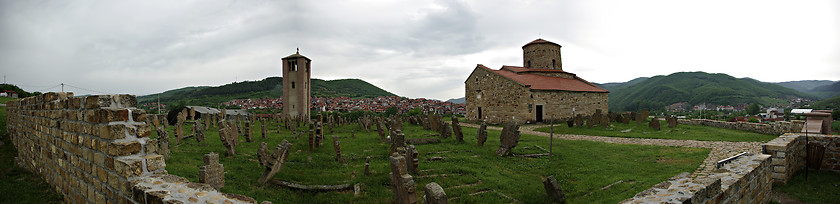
[747,117,760,123]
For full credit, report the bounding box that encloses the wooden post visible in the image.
[549,115,554,161]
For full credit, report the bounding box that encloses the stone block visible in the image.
[110,140,142,156]
[144,154,166,171]
[115,158,143,177]
[132,109,147,122]
[136,124,152,138]
[543,175,566,202]
[100,124,127,140]
[423,182,447,204]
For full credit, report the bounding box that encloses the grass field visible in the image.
[532,120,779,142]
[0,98,65,203]
[773,170,840,203]
[161,118,709,203]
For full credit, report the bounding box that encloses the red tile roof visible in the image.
[477,64,608,93]
[522,38,561,48]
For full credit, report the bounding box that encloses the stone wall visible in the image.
[622,154,772,204]
[465,66,608,124]
[6,92,255,204]
[522,42,562,70]
[762,133,840,184]
[678,119,804,135]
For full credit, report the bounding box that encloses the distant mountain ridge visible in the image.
[138,77,395,106]
[606,72,813,112]
[446,97,465,104]
[774,80,838,99]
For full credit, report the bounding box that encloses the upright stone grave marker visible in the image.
[156,127,170,159]
[195,120,205,142]
[261,118,268,139]
[199,152,225,191]
[245,121,253,142]
[219,122,238,156]
[333,136,345,164]
[476,122,488,146]
[649,118,661,130]
[389,153,417,204]
[543,175,566,202]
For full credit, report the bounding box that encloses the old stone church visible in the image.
[465,39,609,124]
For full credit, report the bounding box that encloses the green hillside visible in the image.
[597,77,648,92]
[137,77,395,106]
[608,72,812,112]
[775,80,835,95]
[809,81,840,99]
[812,95,840,109]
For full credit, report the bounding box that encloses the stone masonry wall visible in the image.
[762,133,840,184]
[6,92,255,204]
[623,154,772,204]
[465,66,608,124]
[678,119,804,135]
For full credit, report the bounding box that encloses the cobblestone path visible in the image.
[460,123,765,177]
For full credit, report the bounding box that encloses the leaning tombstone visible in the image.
[496,122,521,156]
[257,140,292,185]
[199,152,225,191]
[452,116,464,142]
[544,175,566,202]
[668,116,678,128]
[423,182,448,204]
[219,123,237,156]
[476,122,488,146]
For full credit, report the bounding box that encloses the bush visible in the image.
[833,110,839,120]
[747,117,760,123]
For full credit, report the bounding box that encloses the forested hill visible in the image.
[137,77,395,106]
[608,72,812,112]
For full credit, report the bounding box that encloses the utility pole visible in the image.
[549,115,554,161]
[61,83,64,92]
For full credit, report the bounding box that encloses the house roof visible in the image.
[476,64,608,93]
[282,51,310,60]
[522,38,561,48]
[186,106,221,114]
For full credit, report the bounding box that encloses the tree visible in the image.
[746,103,761,115]
[384,106,398,116]
[747,117,760,123]
[833,109,839,120]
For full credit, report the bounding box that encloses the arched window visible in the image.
[291,82,295,89]
[552,59,556,68]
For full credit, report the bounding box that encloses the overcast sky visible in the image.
[2,0,838,101]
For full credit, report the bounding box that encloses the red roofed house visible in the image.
[465,39,608,124]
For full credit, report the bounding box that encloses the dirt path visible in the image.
[460,123,764,177]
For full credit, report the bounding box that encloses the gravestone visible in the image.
[351,130,355,139]
[156,127,170,159]
[649,118,661,130]
[376,120,387,141]
[333,136,345,163]
[390,130,406,155]
[261,118,268,139]
[476,122,488,146]
[199,152,224,191]
[496,122,521,156]
[574,114,584,127]
[175,116,184,144]
[600,114,610,128]
[543,175,566,202]
[245,121,253,142]
[308,128,315,152]
[439,123,451,139]
[423,182,448,204]
[451,116,464,142]
[667,116,678,128]
[219,123,238,156]
[364,156,371,176]
[389,153,418,204]
[566,119,574,127]
[640,109,650,122]
[257,140,292,185]
[406,145,419,174]
[195,121,205,142]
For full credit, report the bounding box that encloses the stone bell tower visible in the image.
[522,38,562,70]
[282,49,311,121]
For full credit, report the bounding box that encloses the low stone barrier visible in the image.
[622,154,772,204]
[762,133,840,184]
[6,92,257,203]
[678,119,803,135]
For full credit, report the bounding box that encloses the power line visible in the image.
[37,84,62,93]
[63,83,110,95]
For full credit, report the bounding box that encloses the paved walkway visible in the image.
[460,123,764,177]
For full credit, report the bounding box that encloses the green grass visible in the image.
[0,101,64,203]
[774,170,840,204]
[533,120,778,142]
[0,97,16,104]
[162,119,709,203]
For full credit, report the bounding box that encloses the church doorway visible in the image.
[535,105,543,122]
[478,107,482,120]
